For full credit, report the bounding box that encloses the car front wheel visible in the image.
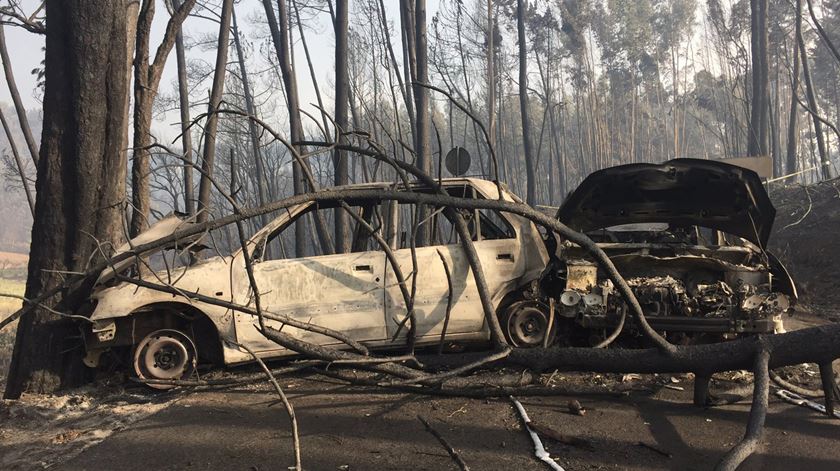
[500,300,556,348]
[132,329,197,389]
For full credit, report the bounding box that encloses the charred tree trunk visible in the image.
[747,0,769,157]
[196,0,233,224]
[516,0,536,206]
[0,24,40,166]
[796,0,833,181]
[786,0,803,176]
[129,0,196,234]
[262,0,332,256]
[4,0,130,399]
[333,0,350,253]
[173,0,194,215]
[412,0,431,176]
[401,0,431,246]
[231,7,269,213]
[486,0,496,167]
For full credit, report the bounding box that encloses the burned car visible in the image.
[539,159,796,346]
[83,178,549,383]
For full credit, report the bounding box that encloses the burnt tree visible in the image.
[334,0,350,253]
[129,0,195,235]
[516,0,536,206]
[196,0,233,224]
[747,0,769,158]
[4,0,130,399]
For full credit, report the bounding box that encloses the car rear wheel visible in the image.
[133,329,197,389]
[500,300,556,348]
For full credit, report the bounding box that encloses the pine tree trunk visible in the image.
[516,0,536,205]
[747,0,769,157]
[173,0,194,214]
[486,0,496,164]
[796,0,833,180]
[197,0,233,223]
[262,0,332,256]
[4,0,130,399]
[232,7,269,212]
[333,0,350,253]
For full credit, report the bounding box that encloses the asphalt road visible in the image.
[54,373,840,471]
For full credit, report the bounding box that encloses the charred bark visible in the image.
[261,0,333,256]
[196,0,233,224]
[516,0,536,206]
[173,0,194,214]
[129,0,196,235]
[786,0,803,176]
[747,0,769,158]
[333,0,350,253]
[4,0,130,399]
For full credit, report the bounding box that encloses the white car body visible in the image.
[84,178,548,366]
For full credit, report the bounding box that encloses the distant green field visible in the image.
[0,277,25,317]
[1,277,24,387]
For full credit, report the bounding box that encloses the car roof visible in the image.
[323,177,506,199]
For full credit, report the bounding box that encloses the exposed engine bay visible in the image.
[538,226,795,346]
[533,159,797,347]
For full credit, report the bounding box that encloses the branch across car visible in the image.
[81,161,796,385]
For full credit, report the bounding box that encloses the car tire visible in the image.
[133,328,197,389]
[499,300,556,348]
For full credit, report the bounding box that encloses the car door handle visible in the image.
[353,264,373,272]
[496,253,514,261]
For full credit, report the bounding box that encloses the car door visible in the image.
[384,202,525,343]
[385,243,481,341]
[233,210,388,354]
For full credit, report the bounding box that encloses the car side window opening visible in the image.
[395,184,516,249]
[255,200,394,262]
[252,184,518,259]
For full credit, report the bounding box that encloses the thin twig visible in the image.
[417,415,471,471]
[234,341,302,471]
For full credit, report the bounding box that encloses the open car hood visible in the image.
[95,213,205,285]
[557,159,776,247]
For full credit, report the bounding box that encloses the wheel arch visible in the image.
[125,302,224,365]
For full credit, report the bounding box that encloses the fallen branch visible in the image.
[770,369,823,398]
[113,275,370,355]
[384,348,512,388]
[510,396,565,470]
[236,341,302,471]
[505,327,840,375]
[635,441,673,458]
[130,361,323,388]
[417,415,470,471]
[819,362,837,417]
[776,389,840,419]
[715,348,769,471]
[315,367,641,397]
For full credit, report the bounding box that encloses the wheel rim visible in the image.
[133,329,197,389]
[505,301,552,347]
